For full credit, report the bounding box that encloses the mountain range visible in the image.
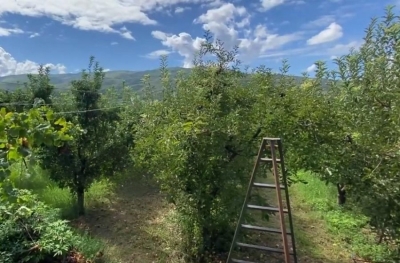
[0,67,189,93]
[0,67,312,93]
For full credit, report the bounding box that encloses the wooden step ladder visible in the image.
[227,137,298,263]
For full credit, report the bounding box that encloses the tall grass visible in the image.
[7,164,118,261]
[9,164,114,218]
[290,171,391,262]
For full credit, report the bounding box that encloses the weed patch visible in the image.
[290,171,391,262]
[9,165,115,219]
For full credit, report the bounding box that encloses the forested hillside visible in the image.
[0,67,311,94]
[1,6,400,263]
[0,67,189,92]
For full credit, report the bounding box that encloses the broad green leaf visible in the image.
[7,149,20,161]
[8,127,19,137]
[0,108,6,117]
[54,117,67,126]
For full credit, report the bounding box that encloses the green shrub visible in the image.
[9,164,115,219]
[0,189,97,263]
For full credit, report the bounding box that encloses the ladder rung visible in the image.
[263,137,281,140]
[241,224,291,234]
[247,204,288,213]
[237,242,293,254]
[260,157,281,162]
[227,139,297,263]
[253,182,285,189]
[231,259,258,263]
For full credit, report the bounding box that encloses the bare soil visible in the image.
[69,175,355,263]
[71,177,171,263]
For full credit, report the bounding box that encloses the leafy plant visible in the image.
[0,189,83,263]
[0,106,78,195]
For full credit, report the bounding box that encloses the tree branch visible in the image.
[225,127,263,162]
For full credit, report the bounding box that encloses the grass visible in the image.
[229,171,348,263]
[69,173,175,263]
[8,163,392,262]
[9,164,115,219]
[8,164,116,262]
[289,171,392,263]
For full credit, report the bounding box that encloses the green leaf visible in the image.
[43,134,54,146]
[54,117,67,126]
[0,108,6,117]
[46,110,54,121]
[7,149,20,161]
[35,123,51,131]
[8,127,19,137]
[28,155,37,167]
[0,169,6,180]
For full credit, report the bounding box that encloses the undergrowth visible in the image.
[9,164,115,219]
[291,171,392,262]
[3,164,115,262]
[0,189,104,263]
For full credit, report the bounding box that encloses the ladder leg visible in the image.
[226,139,267,262]
[278,139,298,263]
[227,137,298,263]
[270,139,291,263]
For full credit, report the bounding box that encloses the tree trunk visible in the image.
[77,186,85,216]
[197,223,210,263]
[337,183,346,205]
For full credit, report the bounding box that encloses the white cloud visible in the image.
[111,41,118,45]
[151,31,205,68]
[194,3,301,59]
[0,46,66,76]
[303,15,335,29]
[238,25,303,61]
[307,22,343,45]
[0,26,24,36]
[0,1,155,39]
[290,0,305,4]
[152,3,303,67]
[193,3,249,50]
[200,0,226,8]
[306,63,316,73]
[119,26,134,40]
[259,0,285,11]
[151,3,251,67]
[175,6,191,13]
[145,49,172,59]
[29,32,40,38]
[0,0,228,40]
[195,3,248,25]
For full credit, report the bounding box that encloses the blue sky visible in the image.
[0,0,397,77]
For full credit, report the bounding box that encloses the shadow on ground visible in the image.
[71,177,170,263]
[69,174,355,263]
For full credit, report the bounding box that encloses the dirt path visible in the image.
[72,178,171,263]
[70,175,353,263]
